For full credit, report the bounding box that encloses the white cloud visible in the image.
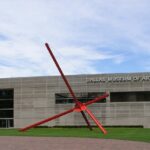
[59,46,117,60]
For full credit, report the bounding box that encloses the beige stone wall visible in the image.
[0,72,150,128]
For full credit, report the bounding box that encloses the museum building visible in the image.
[0,72,150,128]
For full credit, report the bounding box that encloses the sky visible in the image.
[0,0,150,78]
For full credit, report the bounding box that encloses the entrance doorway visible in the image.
[0,119,13,128]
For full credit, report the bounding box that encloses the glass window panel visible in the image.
[0,100,13,108]
[0,110,13,118]
[0,89,13,99]
[110,92,150,102]
[55,92,106,104]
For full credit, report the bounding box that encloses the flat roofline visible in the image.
[0,71,150,80]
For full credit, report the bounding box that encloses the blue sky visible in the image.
[0,0,150,78]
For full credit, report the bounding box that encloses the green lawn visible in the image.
[0,128,149,143]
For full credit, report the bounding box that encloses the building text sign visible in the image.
[87,75,150,84]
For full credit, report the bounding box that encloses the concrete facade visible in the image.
[0,72,150,128]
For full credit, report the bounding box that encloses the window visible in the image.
[55,92,106,104]
[0,90,13,99]
[0,89,14,128]
[0,110,13,118]
[110,91,150,102]
[0,101,13,108]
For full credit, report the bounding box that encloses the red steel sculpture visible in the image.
[20,43,109,134]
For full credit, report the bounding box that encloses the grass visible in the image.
[0,128,150,143]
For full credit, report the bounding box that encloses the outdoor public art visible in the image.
[20,43,109,134]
